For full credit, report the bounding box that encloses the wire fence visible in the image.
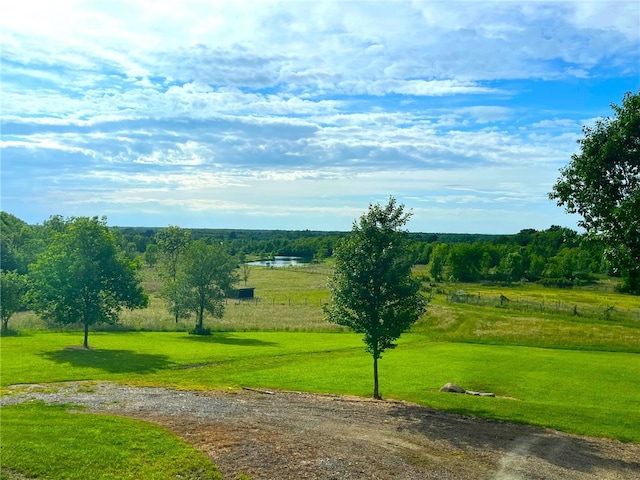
[445,290,640,324]
[226,295,330,307]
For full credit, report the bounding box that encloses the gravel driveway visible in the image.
[2,382,639,479]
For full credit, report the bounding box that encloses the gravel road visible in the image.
[2,382,639,479]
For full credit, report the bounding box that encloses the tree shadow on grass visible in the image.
[386,401,640,476]
[183,332,279,347]
[40,348,174,374]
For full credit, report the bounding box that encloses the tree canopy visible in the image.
[550,90,640,294]
[325,197,427,399]
[29,216,148,348]
[175,240,238,334]
[1,270,26,334]
[156,226,192,281]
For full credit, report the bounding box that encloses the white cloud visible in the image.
[1,0,636,232]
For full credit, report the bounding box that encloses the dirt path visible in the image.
[3,382,639,479]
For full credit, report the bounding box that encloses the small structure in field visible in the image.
[230,287,255,300]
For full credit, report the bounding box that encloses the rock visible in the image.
[439,383,466,394]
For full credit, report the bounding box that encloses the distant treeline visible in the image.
[1,212,612,288]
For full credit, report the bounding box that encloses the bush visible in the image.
[539,277,574,288]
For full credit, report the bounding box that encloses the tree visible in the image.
[156,226,192,322]
[144,243,159,267]
[1,212,37,274]
[177,240,238,334]
[447,243,484,282]
[324,197,427,399]
[1,270,26,334]
[428,243,448,282]
[499,251,526,282]
[161,278,193,324]
[29,216,148,348]
[550,90,640,293]
[156,226,191,281]
[241,261,251,287]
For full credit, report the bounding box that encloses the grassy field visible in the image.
[2,331,639,442]
[1,401,222,480]
[2,263,640,478]
[10,265,339,332]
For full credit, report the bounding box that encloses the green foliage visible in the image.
[155,225,192,281]
[160,279,193,324]
[325,197,427,398]
[28,216,148,348]
[428,243,448,281]
[446,243,486,282]
[143,243,159,267]
[12,211,623,289]
[420,226,598,286]
[0,270,26,334]
[550,90,640,293]
[0,402,222,479]
[498,251,526,281]
[177,240,239,333]
[0,211,42,274]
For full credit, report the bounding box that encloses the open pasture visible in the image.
[2,328,639,443]
[414,280,640,352]
[3,264,640,469]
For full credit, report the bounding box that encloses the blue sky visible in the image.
[1,1,638,233]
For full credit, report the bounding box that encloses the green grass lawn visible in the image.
[2,330,639,442]
[3,267,640,479]
[1,401,222,480]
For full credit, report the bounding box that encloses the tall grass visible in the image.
[10,265,639,348]
[10,264,340,332]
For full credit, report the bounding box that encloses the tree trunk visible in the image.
[195,305,204,333]
[1,318,8,334]
[83,321,90,349]
[373,355,381,400]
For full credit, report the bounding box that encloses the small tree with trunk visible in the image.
[1,270,26,334]
[156,226,192,321]
[177,240,238,334]
[324,197,427,399]
[29,216,148,348]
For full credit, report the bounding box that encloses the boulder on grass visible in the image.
[439,383,466,394]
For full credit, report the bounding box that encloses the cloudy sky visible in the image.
[1,1,638,233]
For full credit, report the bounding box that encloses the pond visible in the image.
[246,256,309,268]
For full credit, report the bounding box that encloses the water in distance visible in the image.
[246,256,308,268]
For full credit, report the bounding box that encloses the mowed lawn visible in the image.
[2,330,639,442]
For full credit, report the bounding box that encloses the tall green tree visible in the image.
[447,243,484,282]
[177,240,238,334]
[550,90,640,293]
[499,251,526,282]
[324,197,427,399]
[29,217,148,348]
[1,270,26,334]
[1,212,37,274]
[428,243,448,282]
